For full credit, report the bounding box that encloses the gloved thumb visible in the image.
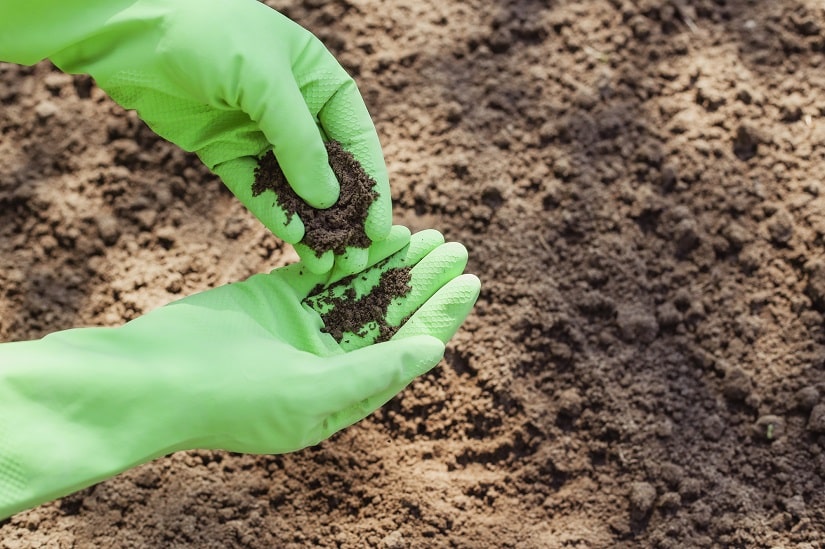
[316,335,446,439]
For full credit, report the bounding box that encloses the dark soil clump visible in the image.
[307,265,412,344]
[252,141,378,256]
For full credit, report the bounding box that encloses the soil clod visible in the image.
[252,140,378,257]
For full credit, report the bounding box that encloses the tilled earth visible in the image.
[2,0,825,547]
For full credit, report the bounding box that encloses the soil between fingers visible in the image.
[307,265,412,345]
[252,140,377,257]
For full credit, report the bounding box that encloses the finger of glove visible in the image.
[393,274,481,344]
[316,334,445,428]
[333,246,370,277]
[385,242,469,326]
[302,229,445,318]
[213,157,304,244]
[328,225,411,284]
[399,229,446,267]
[242,72,339,209]
[316,79,392,242]
[295,244,335,275]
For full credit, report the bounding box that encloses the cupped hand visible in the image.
[119,227,480,454]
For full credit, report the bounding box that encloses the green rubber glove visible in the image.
[0,227,480,519]
[0,0,391,275]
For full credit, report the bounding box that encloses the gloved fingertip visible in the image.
[276,210,305,245]
[393,274,481,344]
[397,334,446,379]
[336,247,369,275]
[299,247,335,274]
[364,190,392,241]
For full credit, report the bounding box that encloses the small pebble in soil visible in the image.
[34,100,59,119]
[95,214,121,245]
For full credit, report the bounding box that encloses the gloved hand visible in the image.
[0,0,390,275]
[0,227,480,519]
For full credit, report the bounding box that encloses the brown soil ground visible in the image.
[2,0,825,547]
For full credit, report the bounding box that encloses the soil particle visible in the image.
[252,140,377,256]
[95,214,121,245]
[659,491,682,512]
[721,366,753,401]
[380,530,405,549]
[701,414,726,442]
[803,260,825,311]
[783,495,806,520]
[34,100,58,120]
[556,388,584,418]
[655,302,681,329]
[307,265,412,344]
[732,124,764,160]
[679,478,703,502]
[629,482,657,520]
[674,218,700,256]
[807,403,825,433]
[795,386,821,411]
[656,462,684,488]
[766,208,794,245]
[779,95,805,123]
[721,221,752,251]
[616,304,659,343]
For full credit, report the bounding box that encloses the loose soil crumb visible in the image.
[252,140,377,257]
[307,265,412,344]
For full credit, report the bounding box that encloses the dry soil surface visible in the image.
[2,0,825,547]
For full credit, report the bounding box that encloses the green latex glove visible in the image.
[0,0,391,275]
[0,227,480,519]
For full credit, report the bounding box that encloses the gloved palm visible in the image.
[131,227,479,453]
[0,228,479,518]
[0,0,390,274]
